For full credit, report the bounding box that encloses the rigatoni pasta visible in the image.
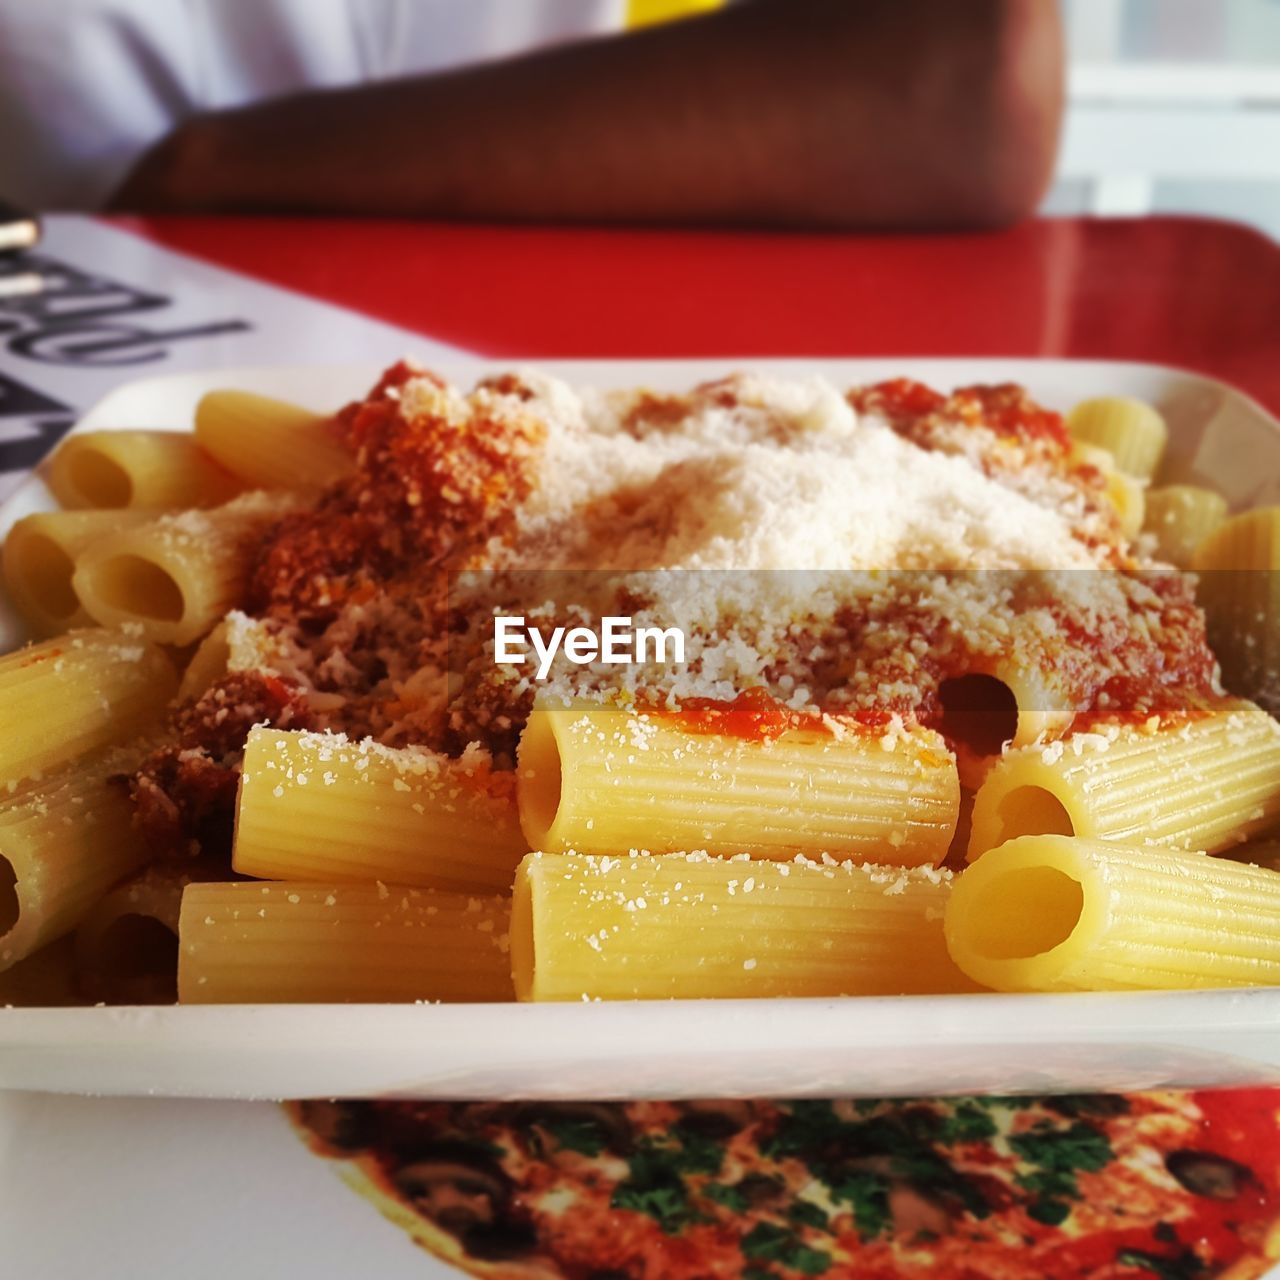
[1192,506,1280,710]
[73,490,301,645]
[233,728,528,893]
[74,863,206,1004]
[2,508,160,636]
[176,619,231,702]
[5,368,1280,1008]
[946,834,1280,992]
[937,667,1071,789]
[1067,396,1168,480]
[178,881,512,1003]
[517,703,959,868]
[1101,467,1145,541]
[0,628,175,785]
[194,390,354,490]
[967,701,1280,858]
[512,850,971,1001]
[1143,485,1228,568]
[0,749,151,971]
[45,429,242,510]
[1067,441,1145,539]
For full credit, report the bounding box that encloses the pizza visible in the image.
[287,1089,1280,1279]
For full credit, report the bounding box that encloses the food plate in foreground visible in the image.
[0,357,1279,1099]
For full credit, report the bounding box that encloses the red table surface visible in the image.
[113,212,1280,415]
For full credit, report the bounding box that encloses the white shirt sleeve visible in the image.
[0,0,627,210]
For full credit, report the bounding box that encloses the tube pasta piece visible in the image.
[517,703,959,868]
[0,749,151,971]
[1103,468,1145,541]
[1143,485,1228,569]
[194,390,354,490]
[1069,441,1145,539]
[0,629,176,785]
[233,728,528,894]
[74,863,209,1004]
[1,509,161,636]
[1193,507,1280,710]
[511,850,974,1001]
[176,620,230,702]
[989,660,1075,749]
[45,430,242,510]
[945,834,1280,992]
[73,490,302,646]
[967,700,1280,859]
[178,881,513,1003]
[938,666,1072,790]
[1067,396,1167,480]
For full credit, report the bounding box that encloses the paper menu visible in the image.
[0,215,459,501]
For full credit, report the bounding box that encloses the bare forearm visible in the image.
[113,0,1063,229]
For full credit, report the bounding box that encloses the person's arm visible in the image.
[111,0,1064,229]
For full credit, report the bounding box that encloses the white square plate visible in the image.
[3,356,1280,1102]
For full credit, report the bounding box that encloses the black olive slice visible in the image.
[1165,1150,1254,1200]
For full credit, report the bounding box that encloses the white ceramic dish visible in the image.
[2,356,1279,1102]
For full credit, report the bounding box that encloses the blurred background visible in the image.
[3,0,1279,236]
[1053,0,1280,237]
